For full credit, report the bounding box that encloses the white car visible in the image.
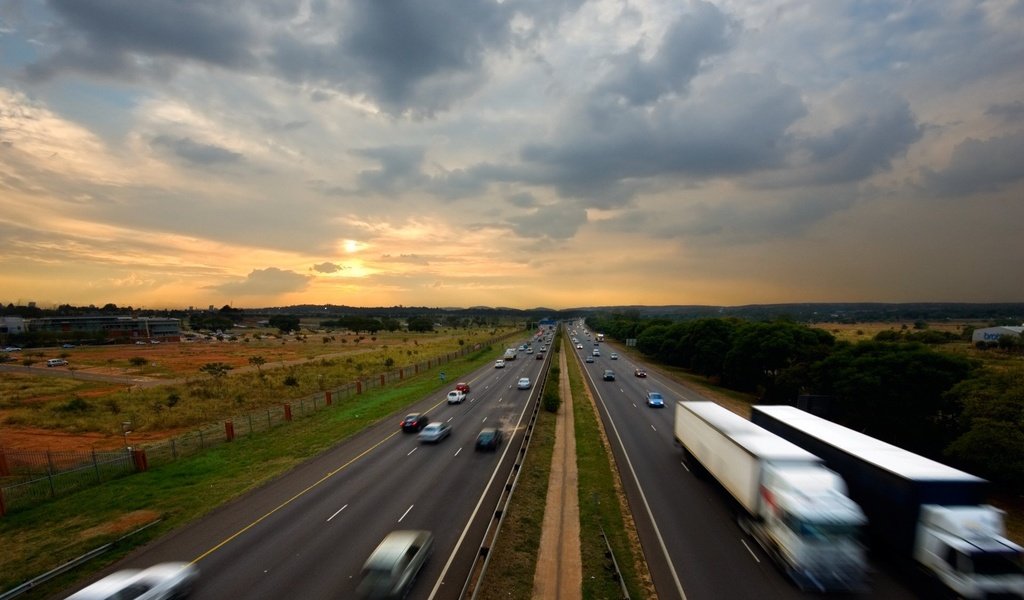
[576,344,583,349]
[446,390,466,404]
[418,422,451,443]
[517,377,531,389]
[66,563,198,600]
[610,352,619,360]
[494,359,506,368]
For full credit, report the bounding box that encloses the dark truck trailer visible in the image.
[752,405,1024,599]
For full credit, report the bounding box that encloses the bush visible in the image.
[57,397,91,413]
[129,356,147,367]
[542,386,561,413]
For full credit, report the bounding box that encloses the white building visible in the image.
[0,316,26,334]
[972,325,1024,344]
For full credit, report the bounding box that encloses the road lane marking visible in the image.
[454,448,462,457]
[327,504,348,522]
[741,539,760,562]
[408,447,418,456]
[398,504,414,523]
[651,425,657,432]
[481,416,487,422]
[680,461,690,472]
[189,428,401,565]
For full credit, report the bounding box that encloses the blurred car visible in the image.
[610,352,619,360]
[356,530,433,599]
[61,343,76,349]
[401,413,429,432]
[592,349,600,357]
[418,422,451,443]
[585,356,595,363]
[3,346,21,352]
[446,390,466,404]
[66,562,198,600]
[603,370,615,381]
[646,392,665,408]
[576,344,583,349]
[494,359,506,368]
[517,377,531,389]
[455,382,471,394]
[475,428,503,452]
[634,368,647,378]
[526,347,534,354]
[535,353,543,360]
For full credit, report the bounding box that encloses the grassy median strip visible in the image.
[473,405,556,599]
[568,347,652,599]
[0,346,498,597]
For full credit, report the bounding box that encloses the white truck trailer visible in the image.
[752,405,1024,599]
[674,401,867,591]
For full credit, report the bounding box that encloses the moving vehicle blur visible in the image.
[356,530,433,599]
[418,422,451,443]
[66,562,198,600]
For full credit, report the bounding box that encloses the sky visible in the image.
[1,0,1022,310]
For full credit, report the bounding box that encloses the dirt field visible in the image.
[0,327,510,451]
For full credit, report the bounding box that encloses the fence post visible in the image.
[325,390,332,406]
[380,374,385,387]
[92,449,101,483]
[284,404,292,421]
[0,448,8,477]
[248,413,254,436]
[131,448,148,472]
[0,487,6,517]
[225,420,235,442]
[399,368,404,380]
[356,381,362,395]
[415,364,419,374]
[199,429,205,448]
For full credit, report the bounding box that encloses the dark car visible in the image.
[401,413,429,432]
[634,368,647,378]
[535,353,543,360]
[475,428,503,452]
[603,370,615,381]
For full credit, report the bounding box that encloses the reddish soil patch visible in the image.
[79,510,162,541]
[0,426,183,451]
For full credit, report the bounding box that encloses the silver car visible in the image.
[66,562,198,600]
[357,530,433,599]
[418,422,451,443]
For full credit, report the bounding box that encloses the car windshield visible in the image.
[478,431,495,442]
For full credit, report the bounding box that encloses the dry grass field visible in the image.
[0,324,517,451]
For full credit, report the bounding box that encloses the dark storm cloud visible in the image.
[985,101,1024,123]
[210,267,311,295]
[921,131,1024,196]
[506,202,587,240]
[353,146,429,195]
[151,135,243,166]
[26,0,582,115]
[25,0,255,81]
[598,1,734,105]
[518,72,806,206]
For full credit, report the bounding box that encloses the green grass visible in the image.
[474,405,556,600]
[567,339,652,599]
[0,344,504,597]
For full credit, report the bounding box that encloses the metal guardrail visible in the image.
[461,342,552,599]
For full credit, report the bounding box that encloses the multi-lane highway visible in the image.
[568,326,917,600]
[61,337,553,600]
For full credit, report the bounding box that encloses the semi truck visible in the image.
[752,405,1024,599]
[674,401,867,591]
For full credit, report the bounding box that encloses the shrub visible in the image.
[284,376,299,387]
[542,386,561,413]
[129,356,147,367]
[57,397,91,413]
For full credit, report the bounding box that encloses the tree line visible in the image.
[587,314,1024,493]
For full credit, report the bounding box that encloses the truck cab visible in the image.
[914,505,1024,598]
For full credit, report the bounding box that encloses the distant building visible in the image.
[28,316,181,342]
[0,316,26,335]
[972,325,1024,344]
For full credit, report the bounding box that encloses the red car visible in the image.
[455,382,470,394]
[634,368,647,378]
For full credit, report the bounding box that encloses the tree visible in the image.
[269,315,301,334]
[200,362,233,378]
[944,368,1024,491]
[406,316,434,332]
[248,355,266,373]
[808,341,976,456]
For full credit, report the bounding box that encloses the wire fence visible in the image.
[1,335,510,516]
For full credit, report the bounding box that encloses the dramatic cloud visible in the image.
[2,0,1023,308]
[210,268,311,296]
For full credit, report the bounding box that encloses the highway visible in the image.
[568,327,917,600]
[60,337,553,600]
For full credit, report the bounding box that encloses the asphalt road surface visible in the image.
[60,339,553,600]
[568,329,917,600]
